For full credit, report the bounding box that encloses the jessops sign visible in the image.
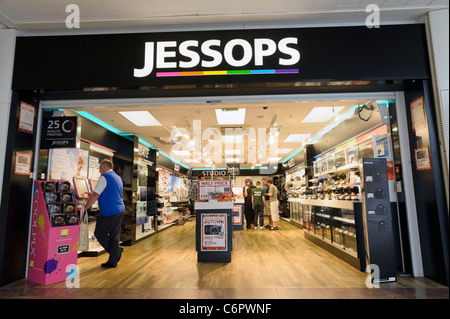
[133,37,300,78]
[13,25,429,90]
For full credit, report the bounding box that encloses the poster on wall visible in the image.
[15,152,32,175]
[198,179,232,202]
[414,146,432,171]
[48,148,89,183]
[410,97,427,132]
[18,102,35,134]
[373,135,391,160]
[88,155,101,179]
[201,213,227,251]
[158,169,171,195]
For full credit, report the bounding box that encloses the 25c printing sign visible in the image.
[42,116,78,149]
[134,37,300,78]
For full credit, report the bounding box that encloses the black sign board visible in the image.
[227,164,240,175]
[41,116,78,148]
[13,25,429,90]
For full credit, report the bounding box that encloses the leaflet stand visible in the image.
[27,180,79,285]
[195,202,233,263]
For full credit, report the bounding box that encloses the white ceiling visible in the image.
[0,0,448,32]
[68,98,381,169]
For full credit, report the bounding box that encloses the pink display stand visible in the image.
[27,180,80,286]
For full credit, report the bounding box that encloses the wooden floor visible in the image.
[0,217,448,299]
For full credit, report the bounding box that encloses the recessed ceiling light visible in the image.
[276,148,293,154]
[172,150,191,156]
[266,157,282,162]
[215,108,246,125]
[119,111,161,126]
[225,158,240,163]
[222,135,243,144]
[284,134,310,143]
[225,149,240,155]
[183,159,199,163]
[301,106,345,123]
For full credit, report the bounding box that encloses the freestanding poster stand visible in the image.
[233,203,244,230]
[27,181,79,285]
[195,202,233,263]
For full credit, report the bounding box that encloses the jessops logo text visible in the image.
[133,37,300,78]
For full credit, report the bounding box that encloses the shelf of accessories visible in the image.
[312,135,375,177]
[289,198,355,210]
[157,198,190,230]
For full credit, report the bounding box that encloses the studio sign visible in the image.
[134,37,300,78]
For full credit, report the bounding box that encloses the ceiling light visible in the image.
[267,157,282,162]
[284,134,310,143]
[215,108,246,125]
[183,159,199,163]
[222,135,243,144]
[225,158,240,163]
[276,148,292,154]
[119,111,161,126]
[225,149,240,155]
[301,106,345,123]
[172,150,191,156]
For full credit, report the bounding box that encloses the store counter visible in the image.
[195,202,233,263]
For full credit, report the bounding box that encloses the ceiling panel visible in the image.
[69,98,375,169]
[0,0,447,30]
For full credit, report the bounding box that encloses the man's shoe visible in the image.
[101,262,117,268]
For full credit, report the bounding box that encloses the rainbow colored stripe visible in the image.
[156,68,299,77]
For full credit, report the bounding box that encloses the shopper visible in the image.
[252,181,266,229]
[243,178,255,229]
[84,159,125,268]
[188,175,205,214]
[262,178,271,228]
[266,178,279,230]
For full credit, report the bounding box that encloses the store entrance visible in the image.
[36,93,411,280]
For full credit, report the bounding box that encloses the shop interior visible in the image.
[37,95,403,276]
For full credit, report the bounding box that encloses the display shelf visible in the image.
[27,180,80,286]
[288,198,355,210]
[296,199,365,271]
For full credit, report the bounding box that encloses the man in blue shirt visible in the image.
[85,159,125,268]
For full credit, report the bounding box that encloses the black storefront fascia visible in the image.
[0,24,448,287]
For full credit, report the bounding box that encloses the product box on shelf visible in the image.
[27,180,80,286]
